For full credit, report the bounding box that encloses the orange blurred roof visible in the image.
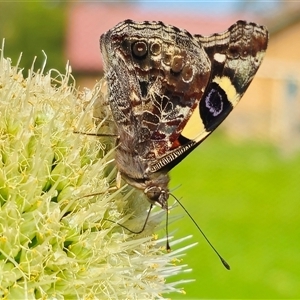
[65,3,257,72]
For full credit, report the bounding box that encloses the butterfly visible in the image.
[100,19,268,210]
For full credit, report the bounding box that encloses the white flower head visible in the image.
[0,45,193,299]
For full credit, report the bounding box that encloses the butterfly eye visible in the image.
[144,185,164,203]
[145,186,161,201]
[132,41,148,58]
[144,186,168,210]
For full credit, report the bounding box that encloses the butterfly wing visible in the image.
[150,20,269,172]
[100,20,268,175]
[180,21,269,140]
[100,20,212,160]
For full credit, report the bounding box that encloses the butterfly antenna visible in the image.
[170,193,230,270]
[103,204,153,234]
[165,202,171,251]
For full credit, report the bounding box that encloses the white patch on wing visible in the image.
[213,53,226,63]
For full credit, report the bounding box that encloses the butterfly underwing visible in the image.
[100,19,268,210]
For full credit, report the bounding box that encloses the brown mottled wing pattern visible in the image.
[100,20,211,162]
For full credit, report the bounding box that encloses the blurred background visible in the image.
[1,1,299,299]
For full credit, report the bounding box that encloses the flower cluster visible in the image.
[0,48,192,299]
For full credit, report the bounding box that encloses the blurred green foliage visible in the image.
[0,2,66,73]
[165,134,300,299]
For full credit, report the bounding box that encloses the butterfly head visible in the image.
[144,185,169,210]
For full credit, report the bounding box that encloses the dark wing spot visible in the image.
[227,45,240,59]
[132,41,148,59]
[200,82,233,131]
[205,89,223,117]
